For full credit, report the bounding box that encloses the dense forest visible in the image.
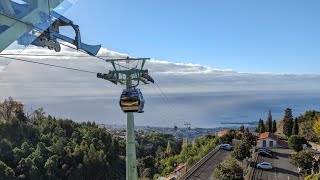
[0,98,185,179]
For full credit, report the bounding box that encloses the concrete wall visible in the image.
[256,138,277,148]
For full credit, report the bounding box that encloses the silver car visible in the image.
[256,162,273,170]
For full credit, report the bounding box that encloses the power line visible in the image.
[0,55,97,74]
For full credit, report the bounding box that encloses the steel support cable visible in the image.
[152,82,178,112]
[59,43,130,70]
[148,85,185,126]
[0,55,97,74]
[0,54,127,58]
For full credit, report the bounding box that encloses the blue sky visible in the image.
[63,0,320,74]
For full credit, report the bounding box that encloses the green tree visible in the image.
[242,130,255,145]
[44,155,60,179]
[288,135,303,152]
[258,119,266,133]
[166,141,173,157]
[0,139,14,165]
[313,115,320,137]
[291,150,314,175]
[0,161,15,179]
[283,108,294,137]
[266,110,273,132]
[239,125,245,133]
[305,174,320,180]
[213,158,244,180]
[297,110,320,142]
[231,141,251,161]
[272,120,277,133]
[292,118,299,135]
[17,157,39,179]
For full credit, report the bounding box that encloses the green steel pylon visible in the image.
[96,57,153,180]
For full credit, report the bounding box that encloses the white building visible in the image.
[256,132,288,148]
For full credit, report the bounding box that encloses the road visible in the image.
[252,148,300,180]
[185,149,230,180]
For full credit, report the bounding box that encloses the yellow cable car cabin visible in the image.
[119,89,145,113]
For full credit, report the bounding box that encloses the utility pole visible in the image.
[97,57,154,180]
[184,122,191,147]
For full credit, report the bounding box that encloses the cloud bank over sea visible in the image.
[0,46,319,128]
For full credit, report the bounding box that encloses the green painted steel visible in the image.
[126,73,138,180]
[97,58,154,180]
[126,112,137,180]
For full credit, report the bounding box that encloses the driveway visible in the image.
[253,148,300,180]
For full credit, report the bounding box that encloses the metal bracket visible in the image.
[28,11,101,55]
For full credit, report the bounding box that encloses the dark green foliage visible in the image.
[231,141,251,161]
[257,119,266,133]
[291,150,315,175]
[159,135,219,177]
[213,158,244,180]
[0,161,15,179]
[221,129,239,144]
[288,135,303,152]
[135,131,182,178]
[283,108,294,137]
[136,132,180,159]
[297,110,320,142]
[0,99,126,180]
[272,120,277,133]
[242,129,256,146]
[266,110,273,132]
[239,125,245,132]
[292,118,299,135]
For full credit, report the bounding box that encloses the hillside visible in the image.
[0,98,185,179]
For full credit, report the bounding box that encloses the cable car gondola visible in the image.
[119,89,145,113]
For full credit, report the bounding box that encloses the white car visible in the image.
[256,162,273,170]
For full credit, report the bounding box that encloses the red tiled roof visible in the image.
[218,130,243,136]
[218,130,229,136]
[175,163,186,173]
[259,132,279,141]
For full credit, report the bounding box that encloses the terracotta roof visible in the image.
[175,163,186,173]
[218,129,243,136]
[259,132,279,141]
[218,130,229,136]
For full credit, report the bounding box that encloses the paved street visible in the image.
[253,148,300,180]
[186,149,230,180]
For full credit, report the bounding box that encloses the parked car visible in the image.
[256,162,273,170]
[258,148,273,154]
[259,151,273,158]
[219,144,232,151]
[258,149,273,155]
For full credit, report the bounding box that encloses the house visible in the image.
[157,163,187,180]
[174,163,186,178]
[256,132,288,148]
[217,129,243,137]
[217,130,229,137]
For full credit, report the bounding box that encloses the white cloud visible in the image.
[0,47,320,127]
